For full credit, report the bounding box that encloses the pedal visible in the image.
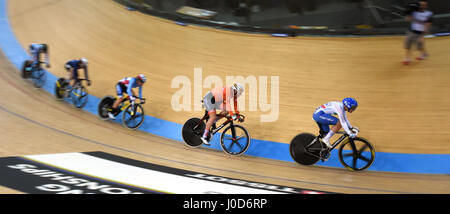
[319,149,331,162]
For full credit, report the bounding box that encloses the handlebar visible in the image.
[129,97,146,105]
[336,127,359,138]
[225,114,245,122]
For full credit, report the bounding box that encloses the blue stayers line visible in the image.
[1,0,449,174]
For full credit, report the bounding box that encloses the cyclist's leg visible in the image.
[204,110,217,137]
[31,52,39,69]
[313,111,338,147]
[201,92,216,144]
[108,84,125,119]
[69,69,79,89]
[112,84,125,110]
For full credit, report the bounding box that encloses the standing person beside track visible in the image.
[403,1,433,65]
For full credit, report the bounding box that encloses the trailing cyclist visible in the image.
[108,74,147,119]
[28,43,50,69]
[201,83,245,145]
[313,97,359,149]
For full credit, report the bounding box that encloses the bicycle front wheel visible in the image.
[220,124,250,156]
[122,104,145,130]
[33,69,46,88]
[338,137,375,171]
[71,85,88,108]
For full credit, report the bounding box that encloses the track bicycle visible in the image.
[97,95,146,130]
[289,124,375,171]
[182,103,250,156]
[55,78,89,108]
[21,60,47,88]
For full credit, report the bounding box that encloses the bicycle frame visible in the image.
[117,95,145,114]
[304,131,350,159]
[194,111,234,135]
[71,79,88,97]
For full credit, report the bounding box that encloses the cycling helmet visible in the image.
[137,74,147,83]
[41,44,48,53]
[231,83,244,97]
[80,57,88,66]
[343,97,358,111]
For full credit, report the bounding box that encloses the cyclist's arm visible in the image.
[83,67,89,81]
[334,104,352,134]
[44,52,50,66]
[138,86,142,99]
[68,66,75,80]
[223,88,234,116]
[233,96,240,116]
[127,78,135,99]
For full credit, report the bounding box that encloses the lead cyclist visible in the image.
[312,97,359,148]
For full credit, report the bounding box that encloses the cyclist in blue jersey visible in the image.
[312,98,359,148]
[108,74,147,119]
[64,58,91,90]
[28,43,50,69]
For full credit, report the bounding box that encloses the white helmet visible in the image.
[231,83,244,97]
[80,57,88,66]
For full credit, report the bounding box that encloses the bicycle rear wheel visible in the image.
[122,104,145,130]
[220,125,250,156]
[71,85,88,108]
[54,78,66,100]
[338,137,375,171]
[98,96,116,120]
[289,133,321,165]
[182,118,205,147]
[21,60,32,79]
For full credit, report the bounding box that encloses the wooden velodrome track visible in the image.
[1,0,449,193]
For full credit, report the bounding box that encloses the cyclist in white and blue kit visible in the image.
[313,98,359,148]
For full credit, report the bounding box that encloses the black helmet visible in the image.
[41,44,48,53]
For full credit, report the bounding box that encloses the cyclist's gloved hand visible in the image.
[87,80,91,86]
[231,114,238,120]
[349,133,357,138]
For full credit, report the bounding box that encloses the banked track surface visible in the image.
[0,0,449,193]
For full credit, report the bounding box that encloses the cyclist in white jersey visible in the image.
[313,98,359,148]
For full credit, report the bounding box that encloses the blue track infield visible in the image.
[1,0,449,174]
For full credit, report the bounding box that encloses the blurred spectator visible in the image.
[232,0,252,25]
[403,1,433,65]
